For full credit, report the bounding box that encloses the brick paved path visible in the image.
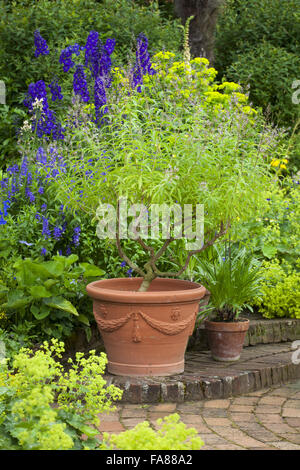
[98,379,300,450]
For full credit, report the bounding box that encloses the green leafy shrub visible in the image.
[222,42,300,127]
[0,0,181,166]
[0,323,39,359]
[0,106,27,169]
[237,177,300,269]
[253,259,300,319]
[215,0,300,127]
[101,413,204,450]
[215,0,300,71]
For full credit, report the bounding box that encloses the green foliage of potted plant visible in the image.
[195,243,264,361]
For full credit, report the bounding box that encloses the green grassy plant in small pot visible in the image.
[196,244,263,362]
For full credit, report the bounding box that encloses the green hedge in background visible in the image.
[0,0,181,167]
[215,0,300,128]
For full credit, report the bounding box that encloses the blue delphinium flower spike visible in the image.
[34,30,49,57]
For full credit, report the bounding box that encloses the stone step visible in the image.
[188,317,300,351]
[105,342,300,404]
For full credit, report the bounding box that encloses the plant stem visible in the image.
[138,261,156,292]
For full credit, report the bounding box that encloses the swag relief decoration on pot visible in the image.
[96,303,108,318]
[93,305,198,341]
[87,278,206,376]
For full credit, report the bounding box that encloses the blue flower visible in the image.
[132,34,156,91]
[120,261,126,267]
[34,30,49,57]
[42,217,51,239]
[104,38,116,56]
[7,164,19,175]
[85,31,115,83]
[0,210,6,225]
[3,200,9,217]
[49,78,63,101]
[41,247,47,256]
[36,108,65,141]
[0,178,8,190]
[59,44,81,72]
[53,226,63,240]
[73,65,90,102]
[25,188,35,203]
[36,147,47,165]
[94,76,107,125]
[85,31,100,78]
[99,39,115,85]
[72,226,81,246]
[126,268,133,277]
[19,240,33,246]
[24,80,49,113]
[20,156,29,177]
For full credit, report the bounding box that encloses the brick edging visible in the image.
[104,343,300,403]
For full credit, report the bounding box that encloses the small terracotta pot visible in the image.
[86,277,206,376]
[204,318,250,362]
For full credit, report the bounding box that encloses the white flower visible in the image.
[32,97,44,110]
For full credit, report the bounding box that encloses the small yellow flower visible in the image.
[280,164,287,170]
[217,82,241,93]
[233,92,248,103]
[271,159,280,167]
[153,51,175,61]
[190,57,209,66]
[242,106,257,115]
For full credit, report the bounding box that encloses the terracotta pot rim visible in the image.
[86,277,207,304]
[204,318,250,332]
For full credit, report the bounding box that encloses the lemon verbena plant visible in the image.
[52,44,283,291]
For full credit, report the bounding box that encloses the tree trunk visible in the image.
[173,0,224,64]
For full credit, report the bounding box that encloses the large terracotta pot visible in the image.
[86,277,206,376]
[204,318,250,362]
